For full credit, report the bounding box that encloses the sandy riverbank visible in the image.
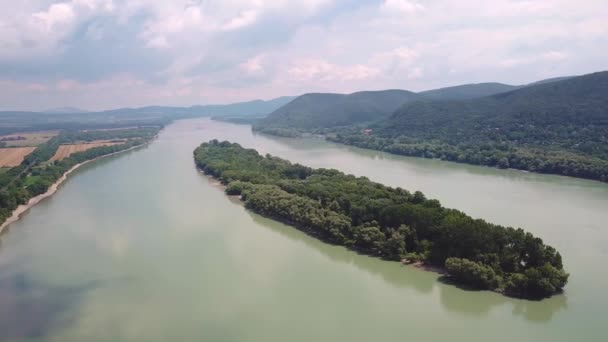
[0,142,148,234]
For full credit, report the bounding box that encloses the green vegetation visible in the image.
[256,71,608,182]
[0,127,161,227]
[194,140,568,299]
[255,90,418,131]
[254,82,525,133]
[60,127,159,143]
[327,132,608,182]
[329,71,608,182]
[418,82,518,100]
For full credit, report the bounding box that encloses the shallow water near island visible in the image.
[1,118,606,341]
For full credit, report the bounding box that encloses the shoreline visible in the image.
[0,142,149,235]
[253,127,605,184]
[199,168,450,276]
[196,166,560,300]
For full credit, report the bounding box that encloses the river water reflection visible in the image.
[0,119,605,341]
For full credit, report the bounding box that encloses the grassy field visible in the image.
[50,142,124,162]
[0,147,37,167]
[0,131,59,147]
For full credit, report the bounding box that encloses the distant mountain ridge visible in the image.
[418,82,518,100]
[327,71,608,182]
[43,107,90,114]
[93,96,296,117]
[387,71,607,132]
[257,90,419,130]
[0,96,296,135]
[255,76,577,132]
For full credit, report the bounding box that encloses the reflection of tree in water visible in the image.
[438,275,567,322]
[247,211,435,295]
[511,294,567,323]
[248,209,567,323]
[438,279,508,316]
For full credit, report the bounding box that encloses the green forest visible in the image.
[327,132,608,182]
[255,71,608,182]
[0,127,160,226]
[194,140,568,299]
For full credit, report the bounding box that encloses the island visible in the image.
[194,140,568,299]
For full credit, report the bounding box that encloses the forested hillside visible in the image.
[255,90,418,135]
[194,140,568,299]
[253,77,576,136]
[329,71,608,182]
[419,82,517,100]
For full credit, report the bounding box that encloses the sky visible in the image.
[0,0,606,111]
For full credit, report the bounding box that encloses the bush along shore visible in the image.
[194,140,569,299]
[0,127,160,229]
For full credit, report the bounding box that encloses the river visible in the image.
[0,118,606,341]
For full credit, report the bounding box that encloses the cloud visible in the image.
[222,10,259,31]
[381,0,423,13]
[288,59,380,81]
[32,3,76,33]
[0,0,606,110]
[240,55,266,75]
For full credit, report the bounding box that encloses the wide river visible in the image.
[1,119,606,341]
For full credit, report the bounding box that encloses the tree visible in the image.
[382,230,406,260]
[445,257,500,290]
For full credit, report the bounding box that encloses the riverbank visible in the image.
[0,142,148,234]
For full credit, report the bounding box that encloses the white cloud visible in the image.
[542,51,569,61]
[222,10,258,31]
[32,3,76,33]
[0,0,607,109]
[240,55,266,74]
[381,0,423,13]
[288,59,380,82]
[0,0,115,61]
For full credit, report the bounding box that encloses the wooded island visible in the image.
[194,140,568,299]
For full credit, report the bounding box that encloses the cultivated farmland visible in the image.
[50,142,123,162]
[0,131,59,147]
[0,147,37,167]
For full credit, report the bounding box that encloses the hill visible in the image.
[525,76,575,86]
[0,97,294,135]
[419,82,518,100]
[383,71,608,139]
[255,90,419,133]
[254,82,545,135]
[330,71,608,181]
[43,107,89,114]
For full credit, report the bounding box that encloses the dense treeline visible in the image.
[327,133,608,182]
[60,127,159,143]
[0,127,160,227]
[194,140,568,299]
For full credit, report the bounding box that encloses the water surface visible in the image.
[0,119,606,341]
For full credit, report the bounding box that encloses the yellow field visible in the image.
[0,147,37,167]
[0,131,59,147]
[50,142,123,162]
